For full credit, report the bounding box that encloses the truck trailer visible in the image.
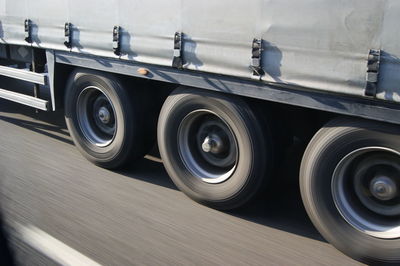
[0,0,399,264]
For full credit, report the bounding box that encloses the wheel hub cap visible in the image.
[98,106,111,124]
[177,110,238,184]
[76,86,116,147]
[370,176,398,201]
[201,134,225,154]
[332,147,400,239]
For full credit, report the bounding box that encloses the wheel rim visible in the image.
[177,109,238,184]
[76,86,116,147]
[332,147,400,239]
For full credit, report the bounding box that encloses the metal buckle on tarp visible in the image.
[113,26,121,56]
[24,19,32,43]
[250,38,264,80]
[172,32,183,69]
[64,22,72,48]
[364,49,381,97]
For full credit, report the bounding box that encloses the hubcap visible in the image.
[332,147,400,239]
[76,86,116,147]
[98,106,111,124]
[370,176,398,201]
[178,110,238,184]
[201,134,226,154]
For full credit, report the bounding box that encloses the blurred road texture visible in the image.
[0,81,362,265]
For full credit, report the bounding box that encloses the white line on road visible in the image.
[14,223,102,266]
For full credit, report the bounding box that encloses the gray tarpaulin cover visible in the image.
[0,0,399,102]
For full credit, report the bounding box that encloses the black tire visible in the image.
[157,87,273,210]
[65,69,146,169]
[300,118,400,264]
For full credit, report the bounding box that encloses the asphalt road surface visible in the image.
[0,93,362,265]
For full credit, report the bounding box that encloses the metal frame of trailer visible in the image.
[1,48,400,126]
[53,50,400,125]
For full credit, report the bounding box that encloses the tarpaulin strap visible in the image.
[64,22,72,48]
[364,49,381,97]
[113,26,121,56]
[172,32,183,69]
[24,19,32,43]
[250,38,264,80]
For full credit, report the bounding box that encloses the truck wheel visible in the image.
[157,87,273,210]
[300,118,400,264]
[65,69,146,169]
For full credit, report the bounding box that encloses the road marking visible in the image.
[14,223,102,266]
